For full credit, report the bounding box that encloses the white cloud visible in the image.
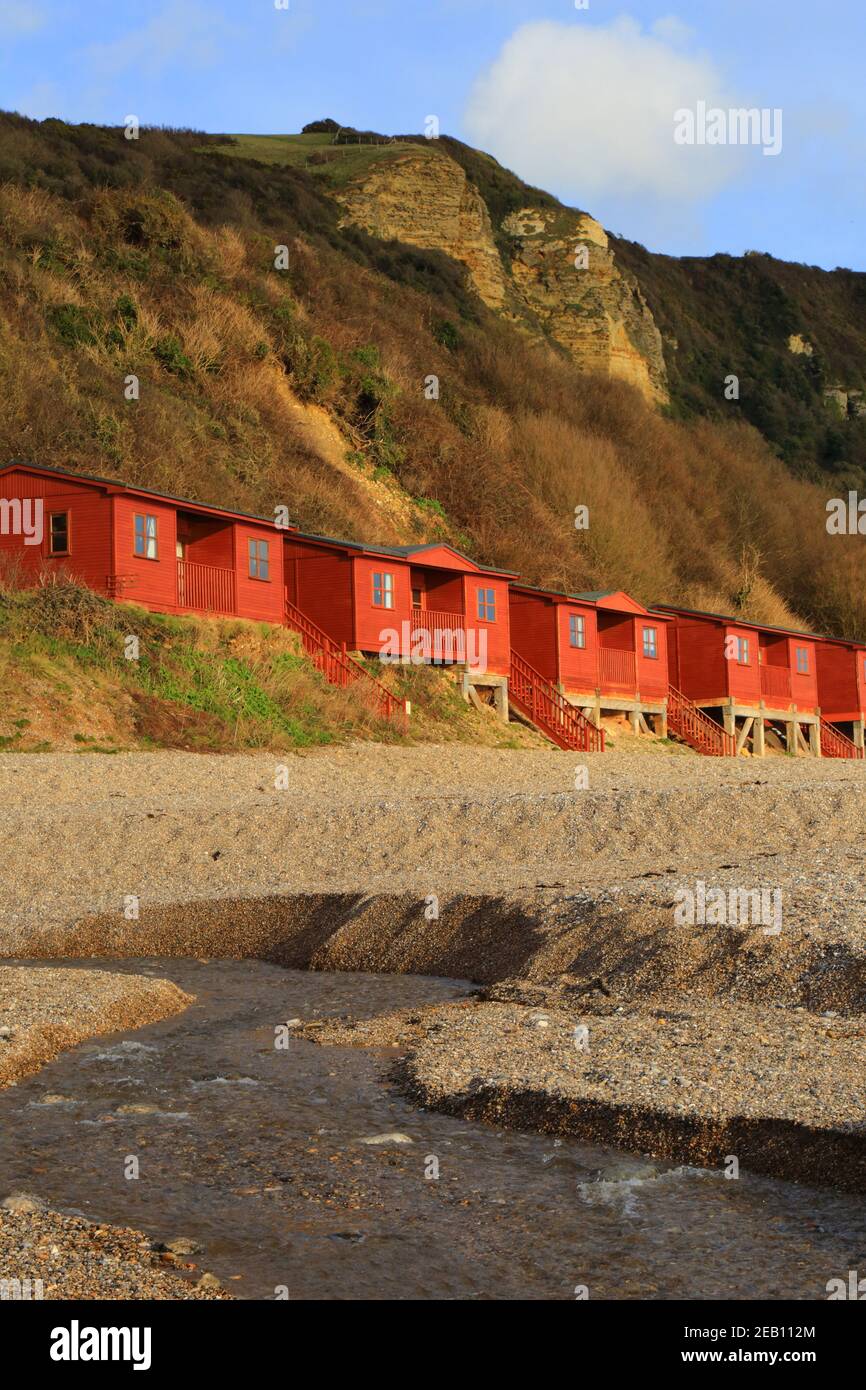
[651,15,695,47]
[81,0,234,81]
[0,2,45,37]
[463,17,747,206]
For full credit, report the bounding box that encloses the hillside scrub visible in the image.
[0,578,533,753]
[1,114,866,638]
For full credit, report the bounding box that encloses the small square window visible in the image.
[49,512,69,555]
[373,572,394,608]
[134,513,158,560]
[569,613,585,648]
[248,539,269,580]
[795,646,809,674]
[476,588,496,621]
[642,625,658,659]
[737,636,750,665]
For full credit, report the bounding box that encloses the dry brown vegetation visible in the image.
[1,127,865,639]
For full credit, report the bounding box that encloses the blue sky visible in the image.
[2,0,864,270]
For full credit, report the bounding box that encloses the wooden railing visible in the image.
[284,595,408,729]
[509,650,605,752]
[667,684,736,757]
[177,559,235,615]
[410,606,468,662]
[819,717,864,760]
[598,647,637,692]
[760,664,792,703]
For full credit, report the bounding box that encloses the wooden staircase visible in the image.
[667,684,735,756]
[819,717,864,760]
[509,650,605,752]
[284,596,408,730]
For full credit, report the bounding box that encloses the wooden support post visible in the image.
[658,706,668,739]
[753,716,765,758]
[853,719,865,751]
[637,711,652,735]
[785,718,798,755]
[629,708,641,734]
[723,706,736,742]
[809,720,821,757]
[735,716,754,755]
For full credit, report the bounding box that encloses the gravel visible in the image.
[0,1208,230,1300]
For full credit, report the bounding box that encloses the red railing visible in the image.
[760,664,792,703]
[284,595,408,730]
[598,647,637,692]
[510,650,604,752]
[667,684,736,757]
[410,606,469,663]
[177,559,235,615]
[820,717,864,760]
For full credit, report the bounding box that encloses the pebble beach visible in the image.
[2,745,866,1296]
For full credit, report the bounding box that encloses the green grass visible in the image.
[0,583,393,750]
[210,133,428,188]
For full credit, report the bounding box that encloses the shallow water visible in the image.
[1,958,864,1300]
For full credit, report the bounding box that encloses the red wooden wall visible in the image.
[509,590,559,680]
[816,641,866,721]
[0,468,113,592]
[111,493,178,608]
[234,521,284,624]
[354,554,412,654]
[283,538,356,647]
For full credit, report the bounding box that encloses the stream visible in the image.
[1,958,864,1300]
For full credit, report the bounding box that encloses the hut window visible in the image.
[795,646,810,674]
[134,513,158,560]
[736,637,750,665]
[49,512,70,555]
[373,572,394,608]
[569,614,585,648]
[476,588,496,621]
[248,539,270,580]
[642,625,658,659]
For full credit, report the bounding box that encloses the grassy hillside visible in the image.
[0,578,534,752]
[1,112,865,641]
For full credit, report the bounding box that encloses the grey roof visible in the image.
[291,530,516,575]
[651,601,863,648]
[1,458,287,529]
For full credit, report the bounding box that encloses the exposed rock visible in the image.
[332,148,510,311]
[788,334,813,356]
[824,386,850,416]
[355,1131,414,1146]
[1,1192,47,1214]
[501,206,668,404]
[332,148,668,405]
[823,386,866,418]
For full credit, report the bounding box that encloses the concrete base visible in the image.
[695,699,821,758]
[458,670,509,722]
[563,690,668,737]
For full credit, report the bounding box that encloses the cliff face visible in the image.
[501,206,668,405]
[332,149,511,312]
[332,147,668,405]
